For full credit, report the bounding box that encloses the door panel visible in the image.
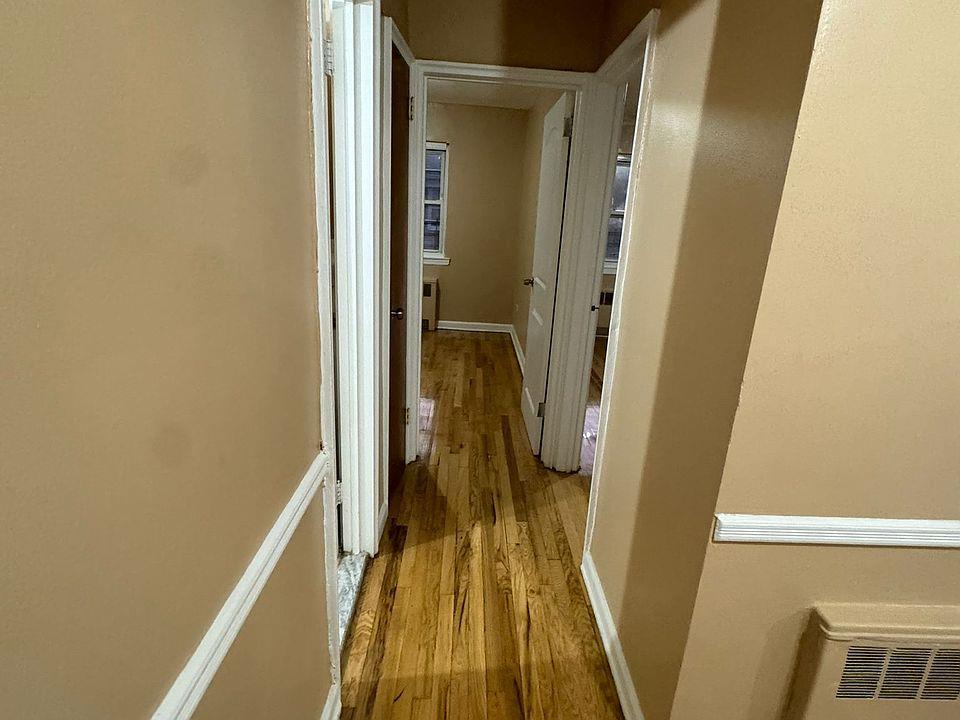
[521,94,573,454]
[388,44,410,488]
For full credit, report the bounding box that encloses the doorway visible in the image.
[411,75,574,460]
[581,78,642,474]
[387,43,410,493]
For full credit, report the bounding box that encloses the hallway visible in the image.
[340,331,623,719]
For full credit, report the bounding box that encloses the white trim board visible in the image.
[152,452,334,720]
[319,684,341,720]
[581,552,645,720]
[332,0,381,555]
[309,0,343,686]
[713,514,960,548]
[509,326,526,375]
[436,320,513,333]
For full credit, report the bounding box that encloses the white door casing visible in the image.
[521,93,574,454]
[379,17,416,544]
[331,0,381,555]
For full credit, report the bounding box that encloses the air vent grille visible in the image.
[837,646,886,698]
[837,646,960,701]
[922,649,960,701]
[878,648,931,699]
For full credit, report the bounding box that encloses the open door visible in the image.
[521,94,574,454]
[381,18,416,530]
[387,41,410,488]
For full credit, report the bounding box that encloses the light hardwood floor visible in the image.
[340,330,623,720]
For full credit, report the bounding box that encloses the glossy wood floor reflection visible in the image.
[340,331,623,720]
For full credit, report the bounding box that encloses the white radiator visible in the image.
[422,276,439,331]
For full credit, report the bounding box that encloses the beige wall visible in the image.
[194,496,331,719]
[0,1,330,717]
[672,1,960,717]
[426,102,528,326]
[380,0,410,39]
[601,0,661,60]
[407,0,606,72]
[586,0,821,718]
[405,0,660,72]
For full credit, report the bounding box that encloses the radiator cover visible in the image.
[784,604,960,719]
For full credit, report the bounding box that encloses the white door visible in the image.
[521,94,573,454]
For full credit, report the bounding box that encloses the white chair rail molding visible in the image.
[713,514,960,548]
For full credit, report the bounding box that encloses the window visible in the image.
[423,142,449,265]
[604,154,631,274]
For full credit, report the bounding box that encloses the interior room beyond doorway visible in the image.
[580,71,643,475]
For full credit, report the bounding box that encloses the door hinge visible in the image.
[403,407,410,425]
[335,480,343,505]
[563,116,574,138]
[408,96,415,121]
[537,401,546,418]
[322,37,334,77]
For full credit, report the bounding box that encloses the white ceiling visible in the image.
[427,78,562,111]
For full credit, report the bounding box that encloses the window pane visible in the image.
[425,148,444,171]
[425,148,445,202]
[423,203,441,252]
[610,158,631,214]
[606,216,623,262]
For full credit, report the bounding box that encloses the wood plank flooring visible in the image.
[340,330,623,720]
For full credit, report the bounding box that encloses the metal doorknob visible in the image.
[522,277,534,286]
[390,308,405,320]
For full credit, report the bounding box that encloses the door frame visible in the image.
[379,17,416,540]
[330,0,388,556]
[408,60,595,465]
[539,11,660,471]
[308,0,343,692]
[333,10,658,560]
[581,14,660,557]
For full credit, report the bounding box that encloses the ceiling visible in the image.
[427,78,562,111]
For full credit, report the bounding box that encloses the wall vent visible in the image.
[836,646,886,698]
[922,649,960,700]
[836,645,959,701]
[784,604,960,719]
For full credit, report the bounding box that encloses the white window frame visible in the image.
[603,153,632,275]
[422,141,450,266]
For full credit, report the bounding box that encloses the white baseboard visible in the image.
[435,320,526,375]
[714,513,960,548]
[509,325,526,375]
[153,451,333,720]
[581,551,644,720]
[436,320,513,333]
[319,682,341,720]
